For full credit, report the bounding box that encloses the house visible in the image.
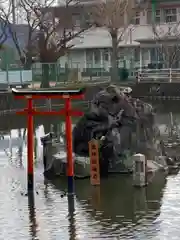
[54,0,180,70]
[2,0,177,74]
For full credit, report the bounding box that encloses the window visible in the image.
[80,15,88,28]
[94,50,101,64]
[72,14,81,27]
[155,9,161,23]
[86,50,93,63]
[118,50,125,61]
[142,48,149,61]
[150,48,163,63]
[150,48,157,62]
[134,48,140,61]
[147,9,161,24]
[147,8,177,24]
[164,8,177,23]
[103,49,109,62]
[147,10,151,24]
[134,12,140,25]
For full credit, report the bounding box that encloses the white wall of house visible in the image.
[58,55,68,68]
[57,46,180,71]
[57,48,147,70]
[67,50,86,70]
[86,49,111,70]
[58,50,86,70]
[57,2,180,70]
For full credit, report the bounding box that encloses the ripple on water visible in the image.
[0,161,174,240]
[153,173,180,240]
[1,124,180,239]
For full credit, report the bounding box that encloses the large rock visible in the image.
[73,84,162,174]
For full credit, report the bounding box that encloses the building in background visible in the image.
[55,0,180,71]
[0,23,30,70]
[1,0,180,73]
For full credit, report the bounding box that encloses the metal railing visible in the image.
[137,69,180,83]
[32,64,111,86]
[0,62,138,89]
[0,70,32,86]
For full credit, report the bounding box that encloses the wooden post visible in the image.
[88,139,100,186]
[65,97,74,195]
[27,98,34,192]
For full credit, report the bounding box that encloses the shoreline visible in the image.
[0,79,180,116]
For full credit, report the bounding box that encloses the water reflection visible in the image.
[67,195,77,240]
[0,125,48,167]
[28,193,38,240]
[51,173,166,239]
[17,129,24,166]
[0,123,66,171]
[0,120,72,164]
[0,104,180,239]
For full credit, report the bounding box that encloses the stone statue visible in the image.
[73,85,161,175]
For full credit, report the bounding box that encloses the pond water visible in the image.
[0,102,180,240]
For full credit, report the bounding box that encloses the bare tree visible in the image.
[0,19,8,48]
[0,0,91,87]
[91,0,147,82]
[0,0,40,69]
[151,19,180,68]
[33,0,91,87]
[0,1,13,50]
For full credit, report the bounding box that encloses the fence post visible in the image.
[55,63,58,86]
[20,69,23,86]
[6,64,9,86]
[169,68,172,83]
[32,65,34,89]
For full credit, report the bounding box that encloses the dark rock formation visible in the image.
[73,85,161,174]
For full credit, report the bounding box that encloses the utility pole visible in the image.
[12,0,16,24]
[152,0,156,22]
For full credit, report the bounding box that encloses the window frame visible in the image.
[94,49,101,64]
[164,8,177,23]
[134,11,140,25]
[147,8,178,24]
[147,9,161,24]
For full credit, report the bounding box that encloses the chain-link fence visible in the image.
[0,61,139,90]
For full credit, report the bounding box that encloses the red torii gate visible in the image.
[12,88,85,195]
